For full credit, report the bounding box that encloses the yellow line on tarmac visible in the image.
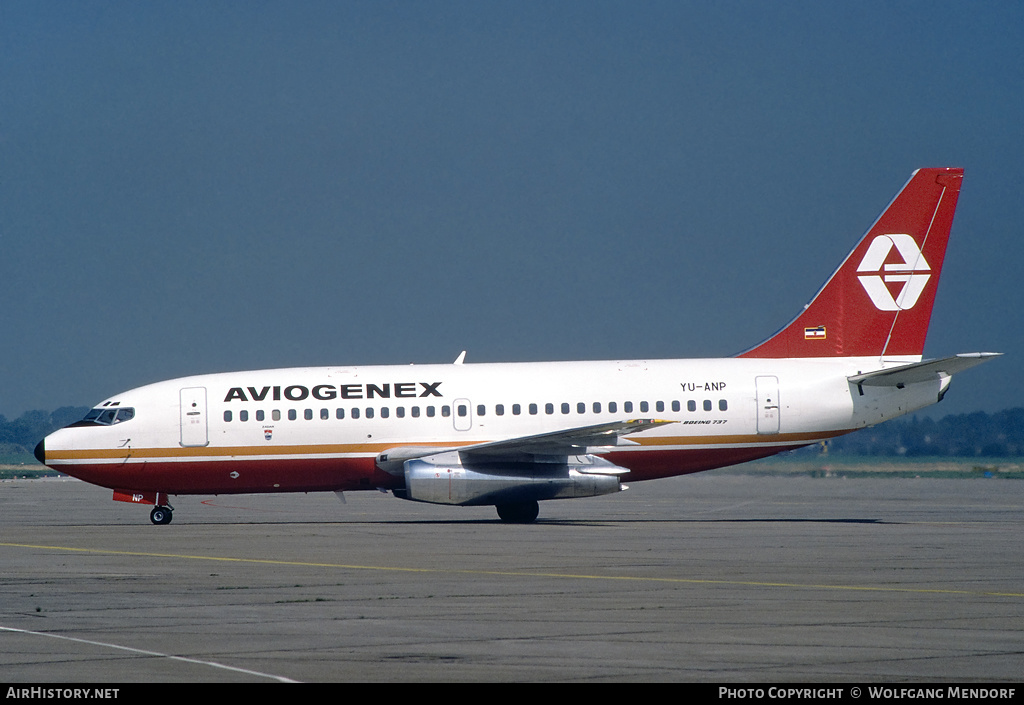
[3,541,1023,599]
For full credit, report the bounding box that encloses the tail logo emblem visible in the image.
[856,234,931,311]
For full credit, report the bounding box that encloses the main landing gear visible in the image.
[150,505,174,525]
[495,500,540,524]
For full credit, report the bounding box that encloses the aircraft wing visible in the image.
[375,418,673,475]
[457,418,674,460]
[848,352,1002,387]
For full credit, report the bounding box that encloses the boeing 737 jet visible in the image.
[35,168,999,524]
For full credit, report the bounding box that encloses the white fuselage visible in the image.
[42,355,941,496]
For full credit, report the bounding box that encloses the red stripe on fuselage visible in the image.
[614,445,804,481]
[59,456,392,495]
[55,444,804,495]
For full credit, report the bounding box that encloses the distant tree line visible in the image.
[826,408,1024,457]
[2,406,1023,462]
[0,407,89,461]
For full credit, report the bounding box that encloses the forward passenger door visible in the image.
[180,387,209,447]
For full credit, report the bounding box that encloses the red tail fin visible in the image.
[738,168,963,359]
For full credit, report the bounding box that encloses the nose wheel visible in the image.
[150,505,173,525]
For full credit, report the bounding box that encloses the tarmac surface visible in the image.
[1,473,1022,683]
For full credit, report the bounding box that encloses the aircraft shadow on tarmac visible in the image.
[83,516,888,528]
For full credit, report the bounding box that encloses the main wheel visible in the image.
[150,506,173,525]
[495,500,539,523]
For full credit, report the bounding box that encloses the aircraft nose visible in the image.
[34,438,45,465]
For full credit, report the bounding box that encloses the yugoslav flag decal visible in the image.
[856,234,931,311]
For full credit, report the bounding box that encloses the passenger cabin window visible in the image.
[222,395,729,426]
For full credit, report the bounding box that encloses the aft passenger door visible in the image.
[755,376,780,435]
[180,387,209,447]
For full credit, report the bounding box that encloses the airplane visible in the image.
[34,167,1000,525]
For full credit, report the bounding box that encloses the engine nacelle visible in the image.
[396,452,624,506]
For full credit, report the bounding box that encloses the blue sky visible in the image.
[2,1,1021,419]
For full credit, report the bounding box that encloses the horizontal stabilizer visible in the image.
[848,352,1001,387]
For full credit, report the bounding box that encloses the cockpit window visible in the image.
[69,407,136,427]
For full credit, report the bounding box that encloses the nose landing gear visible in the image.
[112,490,174,524]
[150,505,173,525]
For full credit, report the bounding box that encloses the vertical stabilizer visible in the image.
[738,168,963,359]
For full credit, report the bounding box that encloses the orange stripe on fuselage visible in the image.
[45,430,851,463]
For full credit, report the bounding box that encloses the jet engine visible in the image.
[390,450,626,507]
